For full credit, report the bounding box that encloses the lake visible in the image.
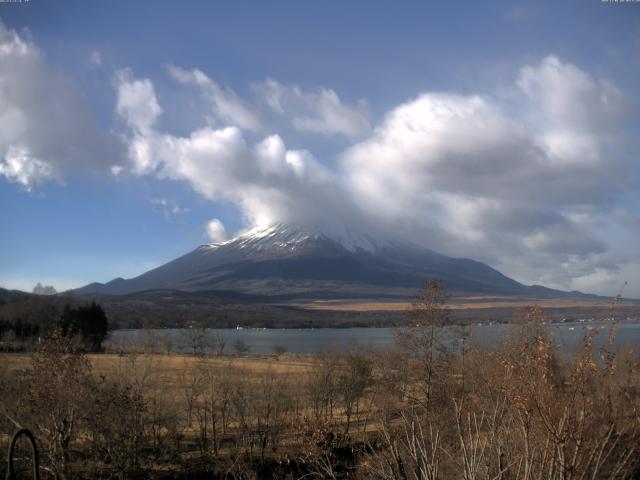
[106,320,640,355]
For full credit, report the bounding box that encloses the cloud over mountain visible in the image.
[342,56,630,289]
[205,218,229,243]
[116,71,367,232]
[1,17,634,296]
[114,55,633,293]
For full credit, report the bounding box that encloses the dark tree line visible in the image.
[59,302,109,352]
[0,297,110,352]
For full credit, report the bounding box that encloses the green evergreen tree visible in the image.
[59,302,109,351]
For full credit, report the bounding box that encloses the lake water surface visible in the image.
[107,321,640,355]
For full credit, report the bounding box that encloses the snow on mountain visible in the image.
[72,223,568,299]
[204,223,386,254]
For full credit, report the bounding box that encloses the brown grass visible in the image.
[299,296,616,311]
[1,352,316,382]
[2,292,639,479]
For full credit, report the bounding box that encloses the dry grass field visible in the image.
[1,351,318,404]
[2,286,640,479]
[1,351,317,375]
[300,296,620,311]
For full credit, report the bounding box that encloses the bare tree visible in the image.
[21,331,95,478]
[234,338,250,357]
[396,280,450,409]
[306,350,339,422]
[139,328,159,353]
[272,344,288,357]
[181,322,211,356]
[338,348,373,433]
[161,334,173,355]
[181,364,203,427]
[212,332,226,356]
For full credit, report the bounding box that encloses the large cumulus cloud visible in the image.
[342,56,630,290]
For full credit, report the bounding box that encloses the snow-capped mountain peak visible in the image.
[74,222,543,298]
[205,223,386,254]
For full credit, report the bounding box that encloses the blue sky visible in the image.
[0,1,639,296]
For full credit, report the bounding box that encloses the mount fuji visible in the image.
[73,224,569,300]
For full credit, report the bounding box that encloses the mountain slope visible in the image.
[73,224,567,299]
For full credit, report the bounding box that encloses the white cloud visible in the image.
[168,65,262,131]
[0,22,124,188]
[115,56,634,295]
[89,50,102,66]
[114,70,164,174]
[149,197,189,216]
[517,55,624,168]
[0,145,53,189]
[254,78,371,136]
[1,19,635,295]
[518,55,623,132]
[342,56,629,289]
[569,263,638,297]
[116,71,352,230]
[156,126,342,227]
[206,218,229,243]
[116,70,162,135]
